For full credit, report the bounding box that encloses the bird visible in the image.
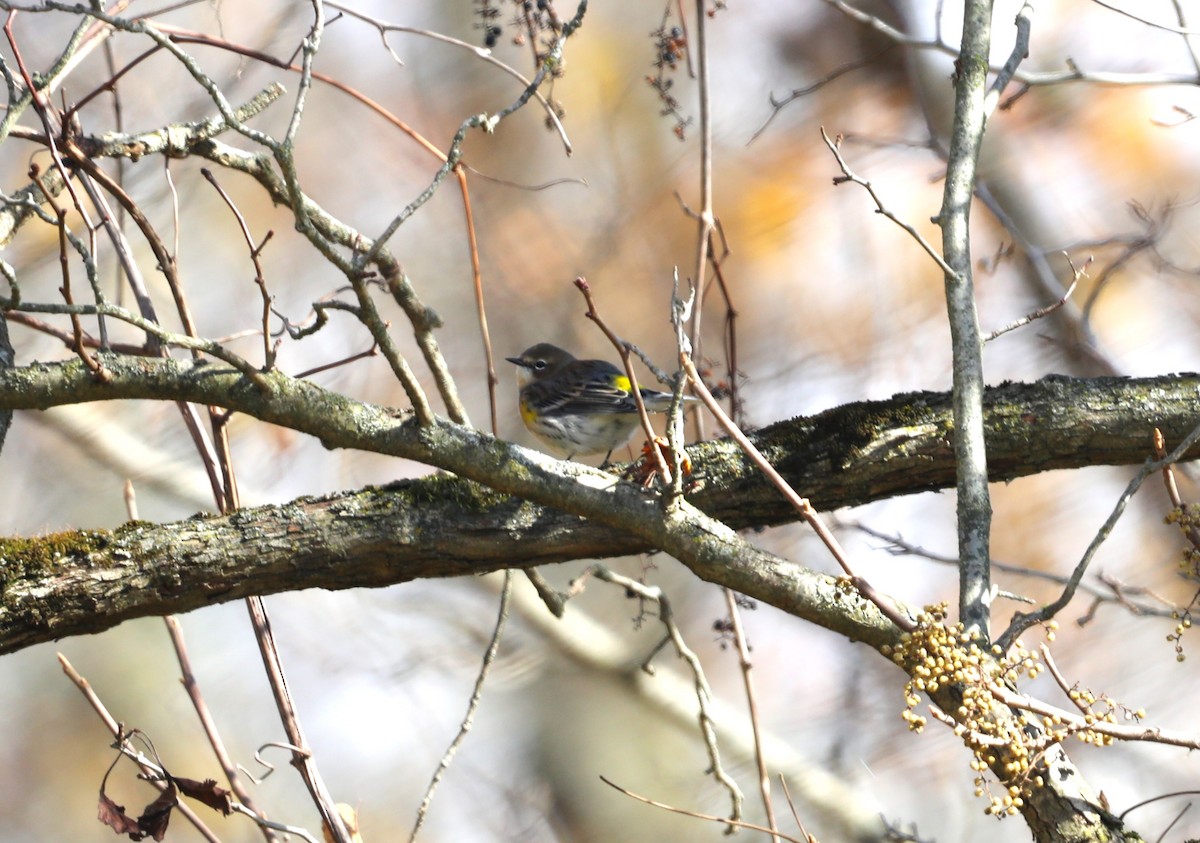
[506,342,695,466]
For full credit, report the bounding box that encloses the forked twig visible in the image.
[57,653,221,843]
[575,277,674,482]
[162,616,277,841]
[680,351,915,633]
[587,565,744,826]
[998,419,1200,651]
[600,776,804,842]
[245,595,352,843]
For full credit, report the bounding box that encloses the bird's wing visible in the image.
[540,365,640,414]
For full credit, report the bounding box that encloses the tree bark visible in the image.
[1,355,1196,656]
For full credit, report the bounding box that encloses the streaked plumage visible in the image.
[506,343,692,464]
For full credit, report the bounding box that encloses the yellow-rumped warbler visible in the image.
[506,342,695,465]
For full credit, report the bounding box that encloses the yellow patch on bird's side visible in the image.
[613,374,632,393]
[520,401,538,426]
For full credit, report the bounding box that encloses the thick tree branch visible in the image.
[1,354,1197,655]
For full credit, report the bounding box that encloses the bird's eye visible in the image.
[534,359,547,370]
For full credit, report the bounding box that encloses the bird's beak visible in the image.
[504,356,523,366]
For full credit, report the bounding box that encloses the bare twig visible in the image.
[30,176,108,380]
[998,420,1200,651]
[777,776,814,843]
[456,168,498,434]
[575,276,674,482]
[292,342,380,379]
[819,0,1200,87]
[751,46,893,143]
[983,275,1079,342]
[164,616,278,842]
[973,181,1116,374]
[589,566,744,826]
[681,353,915,632]
[686,0,713,443]
[599,776,804,842]
[324,1,571,152]
[361,0,589,264]
[201,168,277,370]
[1089,0,1200,36]
[409,571,513,842]
[723,588,779,842]
[846,520,1180,622]
[1168,0,1200,77]
[1119,790,1200,823]
[820,127,954,276]
[245,596,352,843]
[57,653,222,843]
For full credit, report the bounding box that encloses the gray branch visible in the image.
[1,354,1197,658]
[940,0,998,638]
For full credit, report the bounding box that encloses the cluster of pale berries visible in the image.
[880,603,1143,818]
[1162,505,1199,660]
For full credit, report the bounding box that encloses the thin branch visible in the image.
[1120,790,1200,823]
[983,3,1034,119]
[200,168,277,370]
[246,596,352,843]
[361,0,588,263]
[820,127,954,276]
[998,418,1200,651]
[345,270,436,426]
[751,46,893,144]
[497,575,886,840]
[846,521,1180,623]
[1088,0,1200,35]
[599,776,805,843]
[1155,428,1200,560]
[30,175,107,379]
[680,353,915,632]
[992,683,1200,750]
[10,297,267,384]
[983,276,1078,342]
[281,0,323,150]
[292,341,379,379]
[408,571,513,842]
[57,654,222,843]
[0,3,112,141]
[973,181,1117,374]
[723,588,779,842]
[686,0,713,443]
[1168,0,1200,77]
[589,566,744,826]
[164,616,278,842]
[819,0,1200,87]
[323,1,571,152]
[42,2,281,150]
[21,6,451,424]
[574,276,673,482]
[457,168,498,435]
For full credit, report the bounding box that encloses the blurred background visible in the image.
[3,0,1200,840]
